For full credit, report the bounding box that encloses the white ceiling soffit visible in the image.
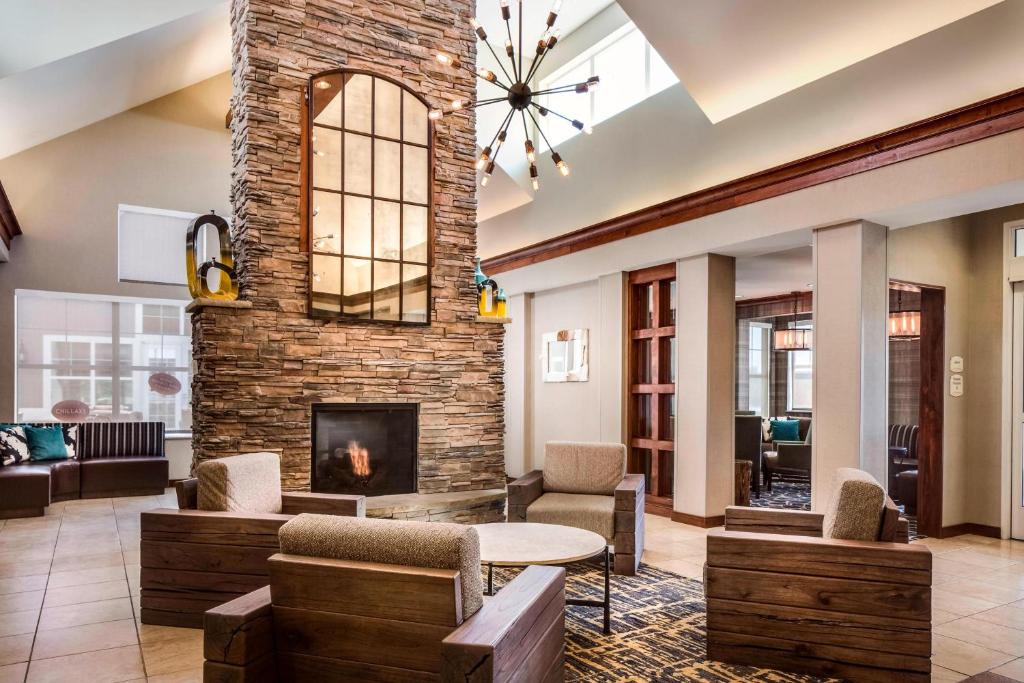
[619,0,1003,124]
[0,0,224,79]
[478,160,534,223]
[734,245,813,301]
[0,2,230,160]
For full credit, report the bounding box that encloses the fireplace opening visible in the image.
[311,403,418,496]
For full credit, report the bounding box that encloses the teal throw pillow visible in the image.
[770,419,801,442]
[26,426,69,461]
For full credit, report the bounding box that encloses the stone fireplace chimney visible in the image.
[189,0,505,495]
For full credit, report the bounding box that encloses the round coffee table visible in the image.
[473,522,611,634]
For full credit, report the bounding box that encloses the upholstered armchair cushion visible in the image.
[197,452,283,514]
[821,467,886,541]
[278,513,484,619]
[527,492,616,542]
[542,441,626,495]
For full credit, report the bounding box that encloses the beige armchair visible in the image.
[705,468,931,682]
[507,442,645,576]
[203,514,566,682]
[141,452,365,627]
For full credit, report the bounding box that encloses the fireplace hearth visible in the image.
[311,403,418,496]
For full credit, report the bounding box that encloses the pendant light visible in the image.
[433,0,598,192]
[773,292,813,351]
[889,289,921,339]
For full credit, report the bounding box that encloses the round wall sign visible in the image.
[149,372,183,396]
[51,400,90,421]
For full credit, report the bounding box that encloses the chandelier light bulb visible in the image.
[494,129,507,151]
[587,76,600,91]
[451,99,465,110]
[314,149,325,157]
[435,53,459,68]
[476,145,492,170]
[477,68,496,82]
[505,39,514,59]
[500,0,511,20]
[547,29,561,49]
[525,139,536,163]
[428,109,443,120]
[551,152,569,176]
[583,125,593,135]
[530,163,539,191]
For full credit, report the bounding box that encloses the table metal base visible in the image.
[485,545,611,635]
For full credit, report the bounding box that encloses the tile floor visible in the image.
[2,494,1024,682]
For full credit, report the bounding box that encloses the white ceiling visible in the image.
[618,0,1002,124]
[0,1,229,160]
[735,246,813,301]
[474,0,615,48]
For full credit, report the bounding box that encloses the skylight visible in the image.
[539,22,677,149]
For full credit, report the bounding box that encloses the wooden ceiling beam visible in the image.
[481,87,1024,275]
[0,180,22,252]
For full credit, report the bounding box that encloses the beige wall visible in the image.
[0,72,232,477]
[887,204,1021,528]
[503,273,625,475]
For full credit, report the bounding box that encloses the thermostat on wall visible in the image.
[950,356,964,373]
[950,374,964,397]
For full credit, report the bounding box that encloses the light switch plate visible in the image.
[950,355,964,373]
[950,373,964,397]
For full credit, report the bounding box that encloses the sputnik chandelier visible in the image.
[432,0,599,190]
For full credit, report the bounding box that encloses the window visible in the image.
[118,205,222,286]
[748,323,771,417]
[308,70,431,323]
[16,290,192,433]
[538,22,677,149]
[787,321,813,411]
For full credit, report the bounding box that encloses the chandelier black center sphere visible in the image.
[432,0,599,191]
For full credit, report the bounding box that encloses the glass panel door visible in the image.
[627,264,676,516]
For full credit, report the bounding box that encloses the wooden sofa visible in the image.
[204,514,566,682]
[705,469,931,682]
[140,453,365,627]
[507,441,645,575]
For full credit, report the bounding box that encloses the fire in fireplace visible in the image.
[311,403,418,496]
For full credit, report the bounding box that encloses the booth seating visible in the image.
[0,422,169,519]
[140,452,365,627]
[203,514,566,682]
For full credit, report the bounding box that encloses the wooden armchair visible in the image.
[706,469,931,682]
[507,442,645,575]
[204,514,566,682]
[141,453,365,627]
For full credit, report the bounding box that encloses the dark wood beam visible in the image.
[0,179,22,251]
[482,87,1024,275]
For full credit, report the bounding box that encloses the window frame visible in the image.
[14,289,193,434]
[305,68,435,325]
[786,320,814,412]
[748,322,771,417]
[537,22,677,149]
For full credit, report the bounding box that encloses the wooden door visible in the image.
[627,264,676,517]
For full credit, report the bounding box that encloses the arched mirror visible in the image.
[307,70,432,323]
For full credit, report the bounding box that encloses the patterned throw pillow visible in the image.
[0,426,30,466]
[60,424,78,460]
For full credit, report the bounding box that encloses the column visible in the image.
[674,253,736,526]
[503,292,533,476]
[597,272,626,443]
[812,220,888,509]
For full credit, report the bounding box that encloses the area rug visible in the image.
[489,563,831,683]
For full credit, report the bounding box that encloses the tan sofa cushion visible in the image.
[197,452,282,514]
[527,492,616,542]
[822,467,885,541]
[278,513,483,619]
[543,441,626,495]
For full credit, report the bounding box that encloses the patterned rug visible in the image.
[488,563,831,683]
